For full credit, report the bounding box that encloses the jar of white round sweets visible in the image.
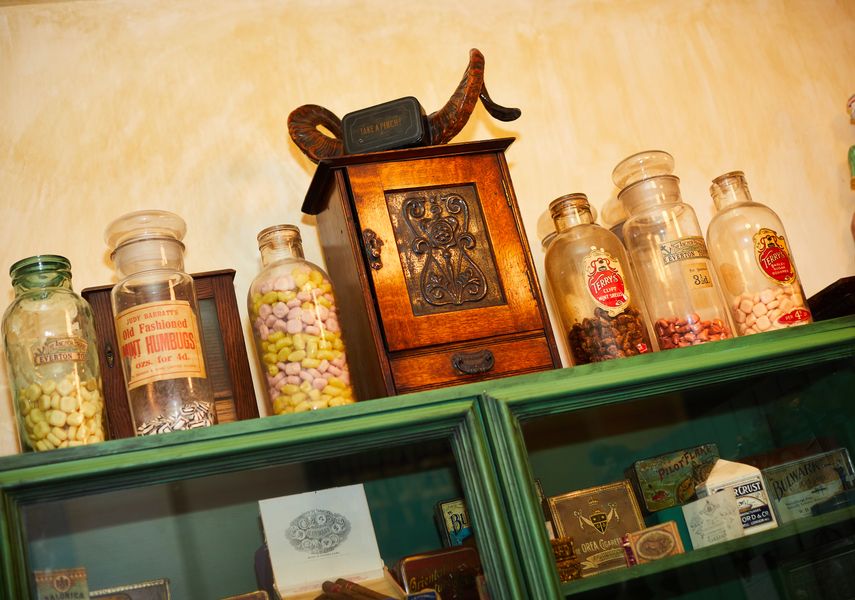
[105,210,216,435]
[707,171,811,335]
[2,255,106,451]
[248,225,355,415]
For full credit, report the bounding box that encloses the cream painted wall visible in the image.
[1,0,853,456]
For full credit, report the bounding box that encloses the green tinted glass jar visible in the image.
[2,255,106,452]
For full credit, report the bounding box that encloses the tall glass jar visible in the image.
[2,255,106,451]
[613,150,733,350]
[105,210,215,435]
[248,224,355,414]
[707,171,811,335]
[544,193,654,365]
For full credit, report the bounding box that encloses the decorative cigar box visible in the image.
[221,593,269,600]
[762,448,855,523]
[435,498,473,546]
[342,96,429,155]
[396,545,482,600]
[90,579,171,599]
[35,568,89,600]
[546,480,645,578]
[550,537,576,562]
[621,521,685,566]
[627,443,719,513]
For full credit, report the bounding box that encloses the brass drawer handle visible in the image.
[451,349,495,374]
[362,228,384,270]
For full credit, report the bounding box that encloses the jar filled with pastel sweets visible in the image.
[707,171,811,335]
[248,224,355,415]
[2,255,107,452]
[613,150,734,350]
[544,193,654,365]
[105,210,216,435]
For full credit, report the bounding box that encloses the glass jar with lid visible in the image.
[105,210,215,435]
[613,150,733,350]
[707,171,811,335]
[248,224,355,415]
[544,193,654,365]
[2,255,106,451]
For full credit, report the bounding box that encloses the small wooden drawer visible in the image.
[390,333,555,393]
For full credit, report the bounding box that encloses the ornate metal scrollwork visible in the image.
[403,192,488,307]
[362,228,384,271]
[451,349,495,374]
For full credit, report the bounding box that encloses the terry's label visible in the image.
[115,300,206,390]
[778,307,811,325]
[660,236,710,265]
[31,336,87,365]
[584,247,630,317]
[753,228,795,284]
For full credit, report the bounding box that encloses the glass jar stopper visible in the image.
[611,150,675,190]
[104,210,187,251]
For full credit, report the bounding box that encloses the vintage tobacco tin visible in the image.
[396,545,482,600]
[546,480,645,578]
[342,96,429,154]
[762,448,855,523]
[35,568,89,600]
[435,498,473,546]
[621,520,685,566]
[627,443,719,513]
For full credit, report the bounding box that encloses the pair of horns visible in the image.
[287,49,521,164]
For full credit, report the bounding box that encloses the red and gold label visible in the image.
[753,228,796,284]
[115,300,206,390]
[583,247,629,317]
[778,308,811,325]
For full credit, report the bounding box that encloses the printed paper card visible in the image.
[682,487,744,549]
[259,484,383,595]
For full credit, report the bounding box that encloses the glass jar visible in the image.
[2,255,106,451]
[707,171,811,335]
[614,150,733,350]
[248,224,355,414]
[105,210,215,435]
[544,193,654,365]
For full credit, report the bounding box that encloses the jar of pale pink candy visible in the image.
[248,225,355,415]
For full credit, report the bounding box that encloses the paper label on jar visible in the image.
[660,236,710,265]
[583,247,630,316]
[31,336,88,365]
[115,300,207,390]
[753,228,796,284]
[684,261,714,289]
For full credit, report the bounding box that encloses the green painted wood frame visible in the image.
[480,316,855,599]
[0,388,526,599]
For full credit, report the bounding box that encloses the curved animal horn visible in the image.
[287,104,344,164]
[427,48,521,145]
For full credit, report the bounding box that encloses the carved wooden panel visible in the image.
[386,184,505,316]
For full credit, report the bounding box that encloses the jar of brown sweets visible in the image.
[544,193,655,365]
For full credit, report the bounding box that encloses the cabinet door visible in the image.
[348,152,543,352]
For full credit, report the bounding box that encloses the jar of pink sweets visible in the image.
[248,225,355,415]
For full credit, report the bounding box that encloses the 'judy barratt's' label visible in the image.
[115,300,206,390]
[31,337,87,365]
[583,247,630,317]
[753,228,796,284]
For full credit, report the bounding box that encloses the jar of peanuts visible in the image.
[544,193,655,365]
[248,225,355,415]
[2,255,107,452]
[707,171,811,335]
[613,150,734,350]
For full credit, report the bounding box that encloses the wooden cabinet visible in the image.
[1,316,853,599]
[302,138,560,398]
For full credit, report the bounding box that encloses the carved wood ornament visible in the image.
[287,48,521,163]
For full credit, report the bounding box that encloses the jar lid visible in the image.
[104,210,187,251]
[612,150,675,189]
[257,224,301,247]
[9,254,70,279]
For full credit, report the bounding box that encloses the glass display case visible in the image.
[1,316,853,599]
[483,316,855,599]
